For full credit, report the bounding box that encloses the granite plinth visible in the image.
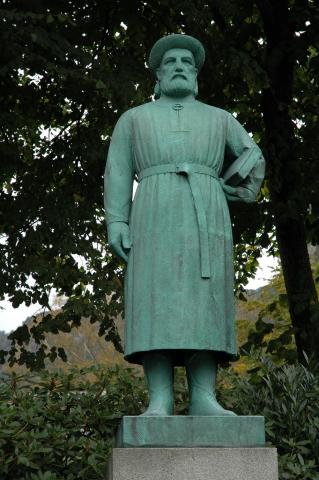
[107,447,278,480]
[117,415,265,448]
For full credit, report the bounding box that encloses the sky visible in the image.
[0,251,278,334]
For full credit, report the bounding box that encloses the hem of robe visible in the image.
[124,348,239,366]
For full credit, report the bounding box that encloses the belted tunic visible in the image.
[139,162,221,279]
[104,100,265,365]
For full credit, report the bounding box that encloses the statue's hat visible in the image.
[148,34,205,73]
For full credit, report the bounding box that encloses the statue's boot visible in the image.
[141,351,174,416]
[185,350,236,416]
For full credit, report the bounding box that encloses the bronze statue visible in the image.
[104,34,265,416]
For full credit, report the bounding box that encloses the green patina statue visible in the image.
[104,34,265,416]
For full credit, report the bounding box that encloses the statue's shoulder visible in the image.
[196,101,229,117]
[113,103,153,132]
[122,102,154,117]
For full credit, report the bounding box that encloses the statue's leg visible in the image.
[185,350,236,416]
[141,350,174,416]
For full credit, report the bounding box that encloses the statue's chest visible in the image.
[167,109,190,146]
[134,106,221,155]
[168,104,192,134]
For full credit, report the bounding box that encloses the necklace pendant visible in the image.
[172,103,184,111]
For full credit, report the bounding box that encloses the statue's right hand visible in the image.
[107,222,132,262]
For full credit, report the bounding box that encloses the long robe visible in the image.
[104,100,265,365]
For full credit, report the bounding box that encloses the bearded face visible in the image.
[156,48,198,98]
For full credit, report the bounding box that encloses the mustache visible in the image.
[171,73,188,80]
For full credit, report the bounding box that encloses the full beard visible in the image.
[160,77,195,97]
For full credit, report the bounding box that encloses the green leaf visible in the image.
[57,348,67,362]
[95,80,106,90]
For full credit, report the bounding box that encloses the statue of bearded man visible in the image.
[104,34,265,416]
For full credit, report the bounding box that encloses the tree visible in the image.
[257,1,319,359]
[206,0,319,359]
[0,0,318,369]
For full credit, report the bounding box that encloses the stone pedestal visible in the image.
[106,416,278,480]
[107,447,278,480]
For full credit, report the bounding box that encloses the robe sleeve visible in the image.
[223,112,265,203]
[104,110,135,225]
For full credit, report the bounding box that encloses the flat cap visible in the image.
[148,34,205,74]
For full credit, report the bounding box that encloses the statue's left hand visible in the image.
[220,179,255,203]
[221,182,240,202]
[107,222,132,262]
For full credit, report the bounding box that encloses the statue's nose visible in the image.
[175,59,184,71]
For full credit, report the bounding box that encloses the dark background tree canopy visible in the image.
[1,0,318,369]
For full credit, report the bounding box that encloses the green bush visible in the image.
[0,359,318,479]
[218,358,319,480]
[0,366,148,479]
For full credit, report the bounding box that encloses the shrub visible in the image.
[0,366,147,479]
[218,358,319,480]
[0,359,318,479]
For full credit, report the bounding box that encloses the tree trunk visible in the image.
[259,1,319,361]
[275,214,319,359]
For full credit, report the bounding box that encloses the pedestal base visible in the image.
[107,447,278,480]
[117,415,265,448]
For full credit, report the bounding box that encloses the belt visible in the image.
[138,163,220,279]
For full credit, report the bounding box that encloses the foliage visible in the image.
[240,270,297,363]
[1,314,127,376]
[1,0,319,368]
[0,360,318,479]
[241,259,319,364]
[219,357,319,480]
[0,365,148,479]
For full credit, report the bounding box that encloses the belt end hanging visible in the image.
[201,265,211,279]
